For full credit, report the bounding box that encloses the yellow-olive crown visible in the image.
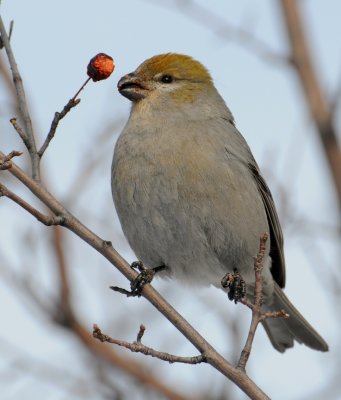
[135,53,213,84]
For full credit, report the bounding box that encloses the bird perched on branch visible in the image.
[111,53,328,353]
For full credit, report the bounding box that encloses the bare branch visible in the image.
[280,0,341,215]
[71,76,91,101]
[74,323,190,400]
[0,182,63,226]
[260,310,288,322]
[237,233,289,371]
[0,227,189,400]
[0,150,22,170]
[38,98,81,158]
[9,117,29,147]
[136,324,146,343]
[0,15,40,180]
[0,151,270,400]
[93,324,206,365]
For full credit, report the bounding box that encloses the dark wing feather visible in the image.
[248,163,286,288]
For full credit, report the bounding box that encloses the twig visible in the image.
[237,233,267,371]
[93,324,206,365]
[260,310,288,322]
[0,19,13,48]
[50,232,190,400]
[0,182,63,226]
[38,98,81,158]
[0,203,188,400]
[10,117,29,147]
[71,77,91,101]
[0,150,22,170]
[136,324,146,343]
[0,151,270,400]
[237,233,288,371]
[8,20,14,41]
[75,323,189,400]
[0,15,40,180]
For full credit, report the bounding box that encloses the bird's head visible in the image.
[117,53,214,106]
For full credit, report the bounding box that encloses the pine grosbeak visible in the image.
[111,53,328,352]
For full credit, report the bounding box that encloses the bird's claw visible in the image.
[221,268,246,304]
[111,261,166,297]
[130,260,144,272]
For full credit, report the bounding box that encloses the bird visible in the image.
[111,53,328,353]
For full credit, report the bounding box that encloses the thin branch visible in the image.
[0,15,40,180]
[8,20,14,41]
[0,182,63,226]
[0,151,270,400]
[0,19,14,48]
[280,0,341,215]
[93,324,206,365]
[0,150,22,170]
[74,322,189,400]
[50,229,189,400]
[136,324,146,343]
[9,117,29,147]
[71,76,91,101]
[237,233,288,371]
[38,98,81,158]
[0,232,189,400]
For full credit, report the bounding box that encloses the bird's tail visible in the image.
[261,283,329,352]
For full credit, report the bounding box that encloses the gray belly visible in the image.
[112,153,268,286]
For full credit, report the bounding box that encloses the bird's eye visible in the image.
[161,74,173,83]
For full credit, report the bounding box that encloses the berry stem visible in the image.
[72,77,91,101]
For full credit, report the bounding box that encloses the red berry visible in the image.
[87,53,115,82]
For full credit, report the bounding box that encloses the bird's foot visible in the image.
[221,268,246,304]
[111,261,166,297]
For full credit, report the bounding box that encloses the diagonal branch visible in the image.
[48,226,189,400]
[0,182,63,226]
[280,0,341,215]
[0,151,270,400]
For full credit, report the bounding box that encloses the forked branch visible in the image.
[93,324,206,365]
[237,233,288,371]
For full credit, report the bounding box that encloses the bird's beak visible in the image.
[117,73,147,101]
